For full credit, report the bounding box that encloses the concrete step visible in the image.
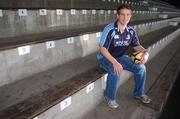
[0,0,147,10]
[1,17,177,50]
[0,7,165,40]
[0,17,180,88]
[0,0,179,14]
[0,24,179,119]
[82,35,180,119]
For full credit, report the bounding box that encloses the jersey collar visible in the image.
[114,20,129,33]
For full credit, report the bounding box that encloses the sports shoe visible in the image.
[107,100,119,108]
[134,95,152,104]
[104,96,119,108]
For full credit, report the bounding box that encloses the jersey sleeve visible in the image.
[99,24,113,49]
[130,30,140,47]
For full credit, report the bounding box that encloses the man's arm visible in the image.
[133,45,147,52]
[99,47,123,75]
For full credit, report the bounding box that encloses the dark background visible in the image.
[159,72,180,119]
[162,0,180,9]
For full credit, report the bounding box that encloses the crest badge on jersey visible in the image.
[114,35,119,39]
[126,34,130,40]
[130,30,134,35]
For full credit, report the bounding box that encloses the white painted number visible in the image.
[40,9,47,16]
[60,97,71,110]
[83,34,89,40]
[71,9,76,15]
[92,10,96,14]
[18,46,30,55]
[86,83,94,93]
[108,10,111,14]
[18,9,27,16]
[56,9,63,15]
[82,9,87,14]
[100,10,104,14]
[46,41,55,49]
[67,37,74,44]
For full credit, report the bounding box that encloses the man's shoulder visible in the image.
[127,25,135,31]
[104,22,115,31]
[127,25,136,35]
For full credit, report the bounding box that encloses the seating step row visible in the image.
[1,18,179,88]
[0,23,179,119]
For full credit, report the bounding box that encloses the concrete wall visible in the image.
[0,0,141,9]
[32,27,180,119]
[0,9,110,38]
[0,36,83,86]
[148,26,180,60]
[0,17,180,87]
[136,17,180,36]
[0,9,166,38]
[35,79,104,119]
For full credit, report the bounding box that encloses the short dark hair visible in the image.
[117,4,132,14]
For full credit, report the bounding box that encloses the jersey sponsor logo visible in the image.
[114,41,129,47]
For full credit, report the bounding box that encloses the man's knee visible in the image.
[134,64,146,74]
[108,71,120,80]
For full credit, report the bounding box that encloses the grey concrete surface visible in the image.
[0,1,180,118]
[0,17,179,87]
[0,24,179,119]
[81,33,180,119]
[0,36,83,86]
[0,9,112,38]
[1,17,177,50]
[0,0,140,10]
[0,9,169,38]
[0,53,98,111]
[2,0,178,13]
[29,28,180,119]
[36,78,104,119]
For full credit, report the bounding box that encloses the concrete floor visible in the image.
[159,73,180,119]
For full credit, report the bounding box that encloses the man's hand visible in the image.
[100,47,123,75]
[133,45,149,64]
[140,52,149,64]
[112,61,123,75]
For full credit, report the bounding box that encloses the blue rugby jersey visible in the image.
[97,21,140,60]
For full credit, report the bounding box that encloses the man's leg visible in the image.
[130,64,151,103]
[105,73,120,100]
[98,58,120,108]
[116,55,151,103]
[98,58,120,100]
[116,55,146,96]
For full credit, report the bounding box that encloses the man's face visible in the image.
[117,8,132,26]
